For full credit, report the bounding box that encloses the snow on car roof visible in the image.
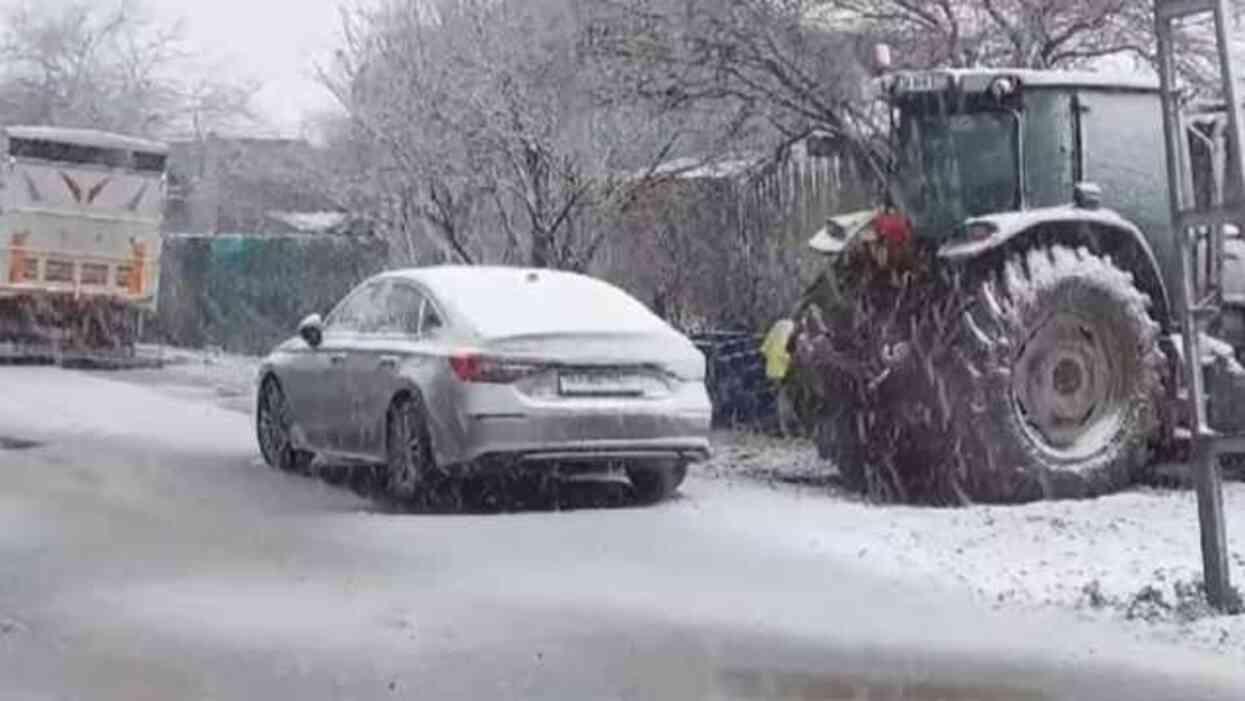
[4,125,169,154]
[385,265,668,338]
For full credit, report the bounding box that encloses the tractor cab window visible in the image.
[894,103,1019,235]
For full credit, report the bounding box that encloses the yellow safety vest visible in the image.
[761,319,796,381]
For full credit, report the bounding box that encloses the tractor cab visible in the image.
[812,68,1183,321]
[880,69,1170,243]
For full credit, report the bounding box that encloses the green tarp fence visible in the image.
[153,234,389,355]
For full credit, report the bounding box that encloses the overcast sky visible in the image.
[149,0,345,137]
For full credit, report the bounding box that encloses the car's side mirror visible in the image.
[298,313,324,348]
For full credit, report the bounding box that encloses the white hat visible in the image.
[808,208,879,254]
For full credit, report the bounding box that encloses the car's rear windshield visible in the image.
[431,269,667,339]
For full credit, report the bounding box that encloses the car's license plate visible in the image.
[558,371,644,397]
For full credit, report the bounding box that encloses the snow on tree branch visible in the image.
[319,0,722,271]
[0,0,259,138]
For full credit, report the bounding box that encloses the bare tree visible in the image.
[317,0,492,263]
[815,0,1227,82]
[590,0,1232,166]
[586,0,889,187]
[0,0,259,138]
[320,0,705,271]
[601,173,726,327]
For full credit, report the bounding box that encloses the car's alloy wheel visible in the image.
[386,393,435,502]
[257,376,313,473]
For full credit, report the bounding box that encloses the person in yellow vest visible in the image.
[761,318,797,436]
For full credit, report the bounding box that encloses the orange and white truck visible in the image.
[0,125,168,362]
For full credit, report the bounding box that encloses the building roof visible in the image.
[620,151,777,183]
[266,210,349,233]
[5,125,169,154]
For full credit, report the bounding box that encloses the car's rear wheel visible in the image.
[385,393,436,502]
[257,376,313,474]
[627,460,688,504]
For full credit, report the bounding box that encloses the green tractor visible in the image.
[790,61,1245,504]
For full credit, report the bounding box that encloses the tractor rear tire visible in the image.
[950,245,1163,502]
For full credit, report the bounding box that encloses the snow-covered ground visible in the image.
[138,343,260,390]
[129,343,261,413]
[703,430,1245,660]
[123,346,1245,661]
[7,361,1245,698]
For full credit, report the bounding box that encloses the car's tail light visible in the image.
[449,350,546,383]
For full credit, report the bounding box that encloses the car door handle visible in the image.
[378,355,399,370]
[329,353,347,365]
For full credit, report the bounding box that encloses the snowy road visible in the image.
[4,366,1245,699]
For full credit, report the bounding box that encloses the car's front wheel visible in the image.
[257,376,314,473]
[385,393,436,502]
[627,460,688,504]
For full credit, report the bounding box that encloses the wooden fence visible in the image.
[601,138,875,331]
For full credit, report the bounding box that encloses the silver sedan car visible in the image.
[255,265,712,503]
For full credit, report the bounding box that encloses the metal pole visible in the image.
[1211,0,1245,299]
[1155,0,1234,611]
[1203,0,1241,612]
[1178,204,1232,610]
[1155,7,1189,311]
[1198,442,1232,608]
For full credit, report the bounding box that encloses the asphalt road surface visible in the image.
[3,365,1245,700]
